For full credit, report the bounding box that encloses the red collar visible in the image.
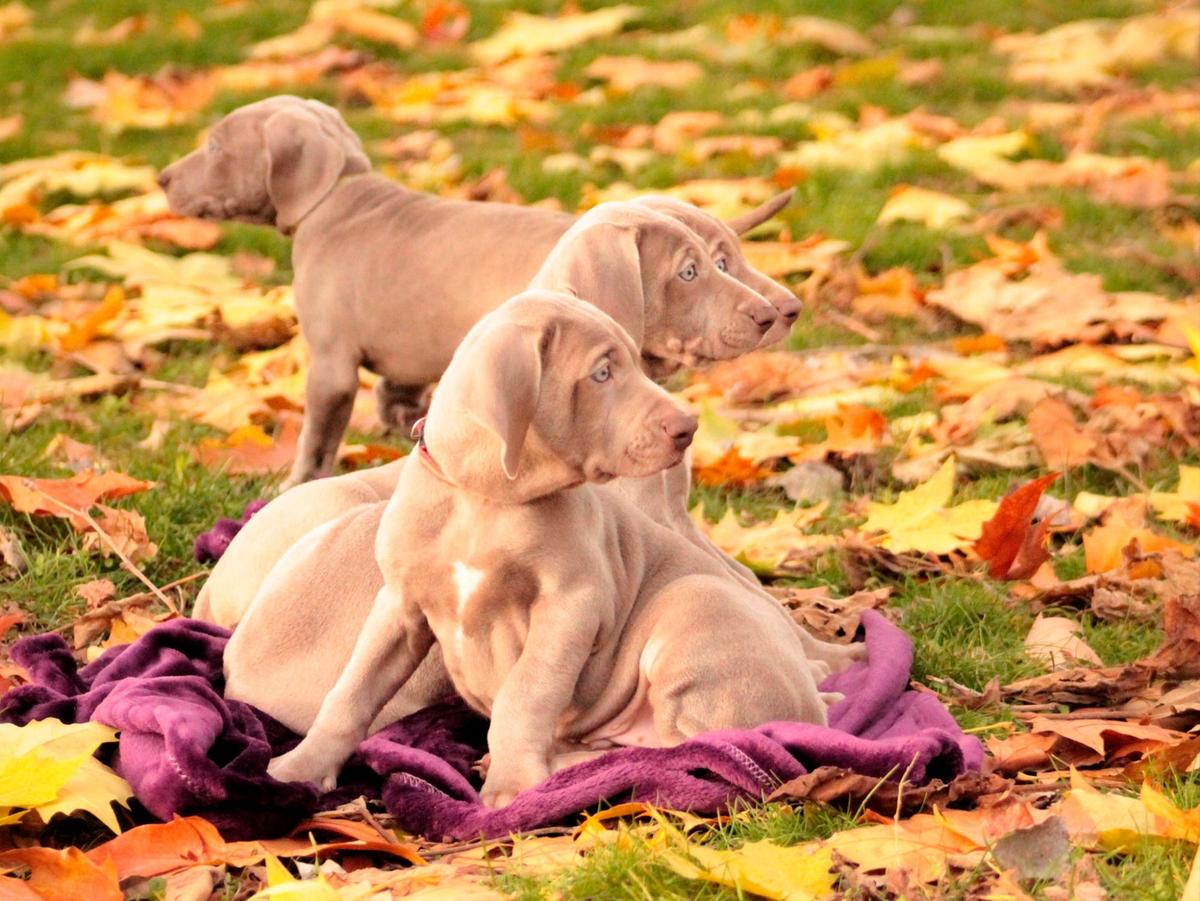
[410,417,453,485]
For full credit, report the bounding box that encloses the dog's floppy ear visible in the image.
[263,108,348,232]
[534,222,645,348]
[725,188,794,234]
[461,321,546,479]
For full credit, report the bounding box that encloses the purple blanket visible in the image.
[0,612,982,841]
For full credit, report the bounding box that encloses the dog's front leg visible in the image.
[481,597,601,808]
[267,584,433,789]
[283,353,360,489]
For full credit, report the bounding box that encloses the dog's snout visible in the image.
[748,303,776,331]
[661,410,698,451]
[778,295,801,323]
[157,170,172,189]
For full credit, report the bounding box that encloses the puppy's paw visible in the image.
[479,757,548,808]
[820,691,846,708]
[268,742,343,792]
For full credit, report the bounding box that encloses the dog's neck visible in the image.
[420,413,584,504]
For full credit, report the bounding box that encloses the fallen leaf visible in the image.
[0,847,121,901]
[0,719,132,832]
[659,825,836,901]
[877,185,971,229]
[471,6,639,65]
[87,815,226,880]
[1083,506,1193,574]
[974,473,1059,579]
[0,470,155,530]
[992,816,1070,882]
[584,56,703,93]
[860,456,998,555]
[1024,615,1103,670]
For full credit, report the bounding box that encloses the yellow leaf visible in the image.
[1059,769,1160,850]
[661,840,836,900]
[1149,465,1200,524]
[876,185,971,229]
[1140,783,1200,843]
[696,504,832,574]
[38,754,133,833]
[471,6,639,64]
[0,719,132,832]
[688,402,741,467]
[861,456,998,554]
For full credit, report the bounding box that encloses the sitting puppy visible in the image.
[198,200,774,628]
[159,95,796,488]
[264,291,843,806]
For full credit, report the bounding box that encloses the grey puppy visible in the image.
[264,291,845,805]
[159,95,799,488]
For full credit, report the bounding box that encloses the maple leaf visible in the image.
[471,6,640,64]
[0,470,155,530]
[0,719,132,833]
[86,816,226,881]
[1149,465,1200,526]
[0,847,121,900]
[694,504,834,575]
[974,472,1059,579]
[860,456,998,555]
[1082,504,1193,574]
[693,448,772,488]
[876,184,971,229]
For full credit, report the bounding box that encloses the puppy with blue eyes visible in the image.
[263,291,841,807]
[158,95,798,489]
[204,201,776,632]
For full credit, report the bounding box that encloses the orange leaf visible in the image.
[87,815,226,881]
[952,333,1006,355]
[693,448,772,487]
[1083,505,1195,574]
[421,0,470,43]
[0,848,121,901]
[1028,397,1095,469]
[1091,384,1143,409]
[57,285,124,352]
[974,473,1059,579]
[823,404,885,455]
[193,416,300,475]
[0,470,155,530]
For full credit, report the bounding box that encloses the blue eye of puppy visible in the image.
[590,362,612,383]
[679,263,697,282]
[715,258,727,272]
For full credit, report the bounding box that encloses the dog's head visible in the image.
[634,190,800,346]
[157,95,370,233]
[531,202,778,373]
[424,290,697,500]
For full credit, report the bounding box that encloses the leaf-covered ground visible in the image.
[3,0,1200,898]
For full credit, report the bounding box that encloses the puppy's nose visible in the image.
[748,303,777,332]
[661,411,698,451]
[777,295,801,324]
[157,170,171,189]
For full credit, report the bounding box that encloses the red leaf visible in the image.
[974,473,1060,579]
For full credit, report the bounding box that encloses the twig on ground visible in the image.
[26,483,177,614]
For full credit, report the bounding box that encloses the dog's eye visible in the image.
[715,257,727,272]
[590,362,612,383]
[679,263,697,282]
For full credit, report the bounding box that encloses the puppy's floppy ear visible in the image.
[461,321,547,479]
[725,188,794,234]
[533,222,645,348]
[263,108,348,232]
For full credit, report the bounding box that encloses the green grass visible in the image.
[1,0,1196,897]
